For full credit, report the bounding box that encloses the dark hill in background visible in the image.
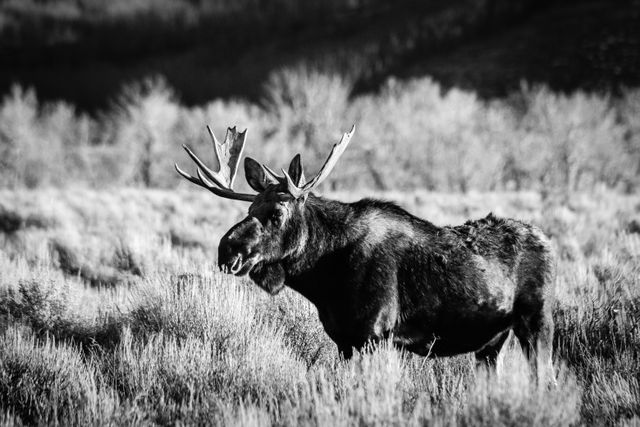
[1,0,638,111]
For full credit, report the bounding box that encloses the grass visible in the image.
[0,187,638,425]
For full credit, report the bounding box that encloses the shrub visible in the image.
[0,73,638,193]
[0,327,116,425]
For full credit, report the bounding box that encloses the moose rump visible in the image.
[369,211,555,365]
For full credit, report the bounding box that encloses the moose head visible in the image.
[175,125,355,277]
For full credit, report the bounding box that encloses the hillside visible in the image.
[400,0,640,97]
[1,0,638,110]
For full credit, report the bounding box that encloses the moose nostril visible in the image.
[218,238,248,273]
[229,256,243,274]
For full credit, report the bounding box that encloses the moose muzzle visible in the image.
[218,216,263,276]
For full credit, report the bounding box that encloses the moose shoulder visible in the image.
[176,125,556,380]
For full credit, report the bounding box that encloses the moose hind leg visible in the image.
[513,234,556,385]
[513,297,554,384]
[475,330,510,368]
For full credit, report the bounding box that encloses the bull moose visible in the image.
[176,125,555,379]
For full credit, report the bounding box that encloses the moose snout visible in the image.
[218,217,262,275]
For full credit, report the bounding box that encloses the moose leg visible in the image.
[475,330,510,368]
[337,342,354,360]
[513,237,556,385]
[337,330,388,361]
[536,317,555,385]
[513,302,555,385]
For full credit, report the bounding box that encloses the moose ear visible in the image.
[288,154,306,186]
[245,157,268,193]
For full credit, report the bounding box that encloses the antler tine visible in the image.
[280,125,355,198]
[281,169,306,199]
[260,164,284,184]
[262,164,284,183]
[196,168,255,201]
[175,125,256,202]
[214,126,247,188]
[175,163,203,187]
[206,124,223,169]
[182,144,228,189]
[302,124,355,192]
[181,125,248,191]
[174,164,255,202]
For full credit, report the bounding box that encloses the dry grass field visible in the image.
[0,187,639,425]
[1,2,639,425]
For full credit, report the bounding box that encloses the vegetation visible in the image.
[1,72,639,193]
[0,188,639,425]
[1,4,638,424]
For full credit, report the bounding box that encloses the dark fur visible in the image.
[219,190,556,372]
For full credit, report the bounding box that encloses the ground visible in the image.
[0,188,639,425]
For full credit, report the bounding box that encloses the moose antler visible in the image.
[278,125,355,198]
[175,126,256,202]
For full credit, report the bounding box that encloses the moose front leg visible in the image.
[338,342,354,360]
[249,262,286,295]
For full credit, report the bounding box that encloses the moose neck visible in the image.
[280,194,439,303]
[283,194,359,279]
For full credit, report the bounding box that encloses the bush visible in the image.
[0,327,116,425]
[0,73,638,193]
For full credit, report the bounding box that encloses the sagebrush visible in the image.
[0,188,638,425]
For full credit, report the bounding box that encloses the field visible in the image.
[1,187,639,425]
[1,1,639,425]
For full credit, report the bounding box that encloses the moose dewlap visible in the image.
[176,124,555,381]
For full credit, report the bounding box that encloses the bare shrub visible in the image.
[0,86,97,188]
[617,88,640,191]
[262,67,353,189]
[352,78,510,191]
[515,85,628,194]
[0,86,40,188]
[1,75,638,193]
[105,76,182,187]
[0,86,99,189]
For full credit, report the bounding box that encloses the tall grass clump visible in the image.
[0,280,67,333]
[0,327,117,425]
[457,357,581,426]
